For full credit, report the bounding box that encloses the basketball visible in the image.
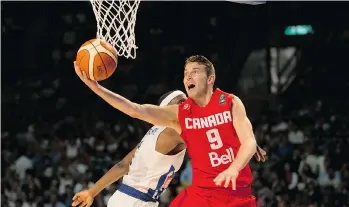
[76,39,118,81]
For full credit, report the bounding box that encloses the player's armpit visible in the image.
[230,95,257,171]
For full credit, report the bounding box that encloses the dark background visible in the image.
[2,1,349,207]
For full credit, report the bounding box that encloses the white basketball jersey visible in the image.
[122,126,186,200]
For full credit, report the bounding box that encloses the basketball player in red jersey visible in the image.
[74,55,260,206]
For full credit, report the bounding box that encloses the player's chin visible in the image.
[187,89,194,97]
[187,90,195,98]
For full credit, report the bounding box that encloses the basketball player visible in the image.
[72,90,187,207]
[73,55,261,206]
[71,89,265,207]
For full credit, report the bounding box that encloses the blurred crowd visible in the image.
[2,1,349,207]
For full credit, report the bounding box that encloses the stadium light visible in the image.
[284,25,314,36]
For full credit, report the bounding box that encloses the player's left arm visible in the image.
[83,145,137,197]
[230,95,257,171]
[214,95,257,189]
[72,144,138,207]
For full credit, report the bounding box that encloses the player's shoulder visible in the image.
[216,88,234,98]
[178,98,192,112]
[162,127,178,135]
[213,88,235,105]
[216,88,244,102]
[146,126,164,136]
[161,127,183,143]
[162,104,180,117]
[165,104,179,110]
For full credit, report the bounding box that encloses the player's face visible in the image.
[184,62,209,98]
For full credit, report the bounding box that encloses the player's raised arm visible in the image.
[229,95,257,171]
[74,62,180,132]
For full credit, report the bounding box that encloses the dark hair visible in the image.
[157,90,176,106]
[184,55,215,76]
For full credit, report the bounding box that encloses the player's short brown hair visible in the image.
[184,55,215,76]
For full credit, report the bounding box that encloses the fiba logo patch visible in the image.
[219,94,226,105]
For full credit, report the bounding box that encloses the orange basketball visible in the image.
[76,39,118,81]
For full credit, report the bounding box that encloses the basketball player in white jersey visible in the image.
[71,89,266,207]
[72,90,188,207]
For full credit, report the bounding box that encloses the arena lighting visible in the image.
[284,25,314,36]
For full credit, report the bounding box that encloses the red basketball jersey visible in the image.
[178,88,253,188]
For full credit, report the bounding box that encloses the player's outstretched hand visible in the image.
[213,167,239,190]
[74,61,99,90]
[254,145,266,162]
[72,190,94,207]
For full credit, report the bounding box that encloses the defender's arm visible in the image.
[229,95,257,171]
[88,144,138,197]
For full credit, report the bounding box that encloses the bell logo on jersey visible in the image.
[184,111,232,129]
[208,147,235,167]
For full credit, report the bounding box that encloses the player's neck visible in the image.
[192,90,213,107]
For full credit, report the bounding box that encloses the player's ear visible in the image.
[207,75,215,85]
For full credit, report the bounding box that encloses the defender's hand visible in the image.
[254,145,266,162]
[74,61,99,90]
[72,190,94,207]
[213,166,239,190]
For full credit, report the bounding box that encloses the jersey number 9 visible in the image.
[206,128,223,150]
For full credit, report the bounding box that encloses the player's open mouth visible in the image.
[188,84,195,90]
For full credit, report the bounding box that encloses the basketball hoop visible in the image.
[90,0,141,59]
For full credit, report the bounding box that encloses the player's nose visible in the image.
[185,74,192,81]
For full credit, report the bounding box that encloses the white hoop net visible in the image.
[90,0,141,59]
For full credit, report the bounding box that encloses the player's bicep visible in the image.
[231,95,256,145]
[136,104,179,130]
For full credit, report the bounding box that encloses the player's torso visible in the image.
[122,126,186,200]
[178,89,252,187]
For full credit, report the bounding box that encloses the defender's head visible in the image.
[183,55,215,99]
[158,90,187,106]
